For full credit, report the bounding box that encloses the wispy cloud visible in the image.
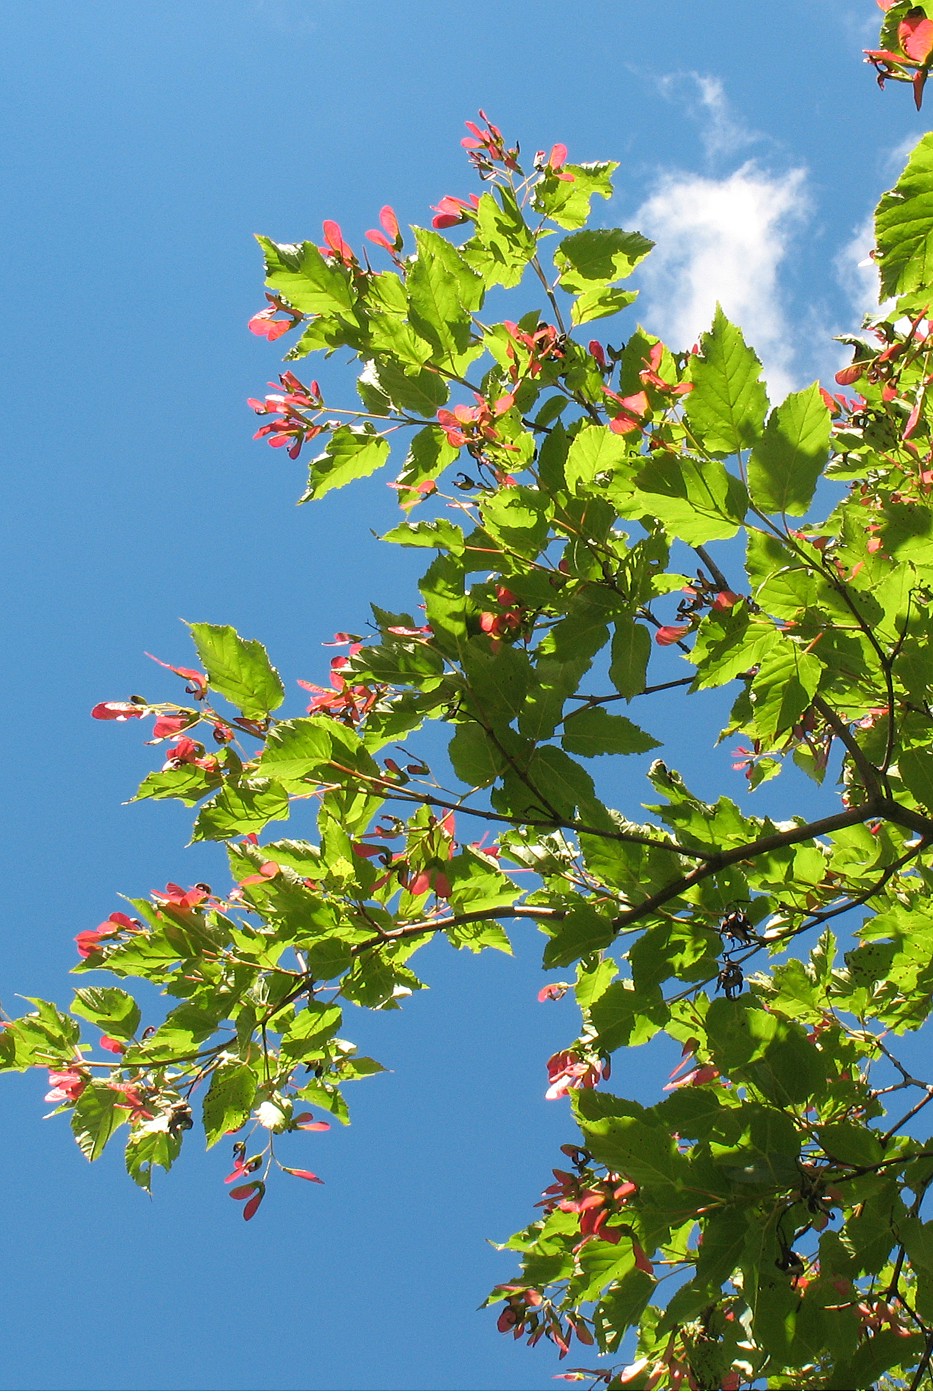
[655,71,760,163]
[835,215,881,325]
[248,0,320,38]
[834,5,883,49]
[833,134,919,330]
[886,134,921,179]
[630,163,809,401]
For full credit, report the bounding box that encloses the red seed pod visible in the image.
[497,1306,519,1333]
[91,700,147,721]
[228,1183,258,1200]
[282,1167,324,1183]
[573,1318,594,1345]
[242,1188,264,1221]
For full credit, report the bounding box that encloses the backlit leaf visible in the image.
[685,305,768,457]
[188,622,285,718]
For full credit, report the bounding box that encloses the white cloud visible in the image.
[835,214,881,324]
[833,134,921,332]
[630,163,809,401]
[887,134,922,179]
[836,8,883,47]
[656,71,759,163]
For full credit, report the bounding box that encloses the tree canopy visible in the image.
[7,2,933,1388]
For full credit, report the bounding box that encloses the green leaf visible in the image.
[844,940,895,987]
[575,956,618,1012]
[133,764,222,806]
[407,227,483,361]
[383,518,464,552]
[689,608,775,690]
[570,286,638,327]
[420,552,467,657]
[284,315,346,359]
[462,188,537,288]
[654,1087,730,1143]
[875,132,933,308]
[342,1056,386,1079]
[685,305,768,457]
[817,1121,883,1168]
[746,1267,803,1367]
[446,919,512,955]
[480,483,549,556]
[630,453,748,545]
[297,1081,350,1124]
[543,905,616,970]
[259,716,379,791]
[898,746,933,811]
[70,987,141,1040]
[279,1005,343,1062]
[562,707,659,757]
[555,228,654,293]
[396,424,459,488]
[532,160,617,230]
[363,321,437,382]
[188,622,284,718]
[609,618,651,699]
[71,1083,129,1162]
[141,1003,229,1060]
[256,235,356,317]
[589,981,668,1051]
[829,1331,921,1391]
[525,745,596,816]
[842,1174,903,1275]
[125,1119,182,1191]
[1,1000,81,1068]
[747,641,823,741]
[900,1217,933,1281]
[594,1268,657,1344]
[713,1104,802,1188]
[359,356,447,416]
[191,778,290,842]
[747,383,832,517]
[363,268,408,315]
[300,425,390,502]
[449,723,512,788]
[563,424,634,495]
[576,1097,687,1191]
[464,642,534,724]
[705,997,825,1108]
[202,1061,258,1149]
[574,1235,640,1299]
[630,922,719,987]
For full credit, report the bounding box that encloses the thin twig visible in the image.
[693,545,730,592]
[810,694,883,800]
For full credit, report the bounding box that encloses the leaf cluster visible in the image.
[7,46,933,1389]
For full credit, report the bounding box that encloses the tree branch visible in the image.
[349,902,564,954]
[325,763,710,859]
[810,694,884,800]
[693,545,730,592]
[609,803,879,933]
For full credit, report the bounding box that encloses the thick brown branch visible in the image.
[877,798,933,843]
[610,803,879,933]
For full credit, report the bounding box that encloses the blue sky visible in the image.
[0,2,927,1390]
